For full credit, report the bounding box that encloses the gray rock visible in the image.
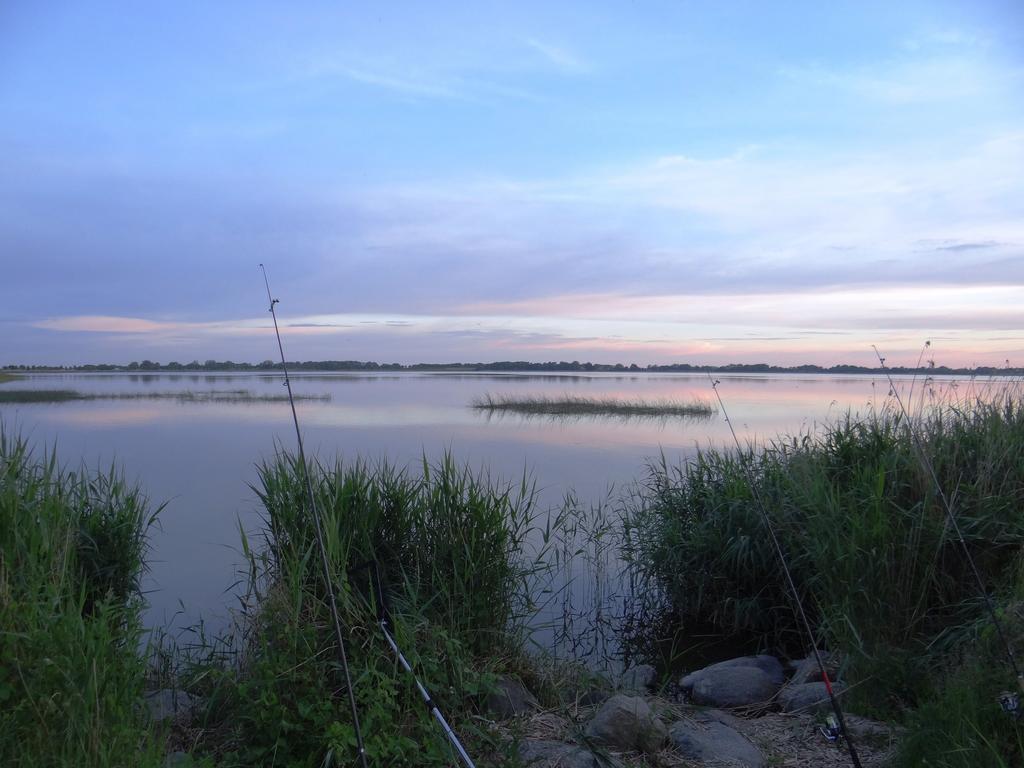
[164,753,194,768]
[518,739,599,768]
[145,689,198,724]
[584,694,667,753]
[681,655,785,691]
[688,667,780,708]
[788,653,838,686]
[777,682,846,715]
[698,708,745,729]
[617,664,657,693]
[486,676,540,719]
[669,717,766,767]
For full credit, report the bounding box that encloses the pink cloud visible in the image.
[34,315,184,333]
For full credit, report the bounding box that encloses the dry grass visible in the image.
[488,695,897,767]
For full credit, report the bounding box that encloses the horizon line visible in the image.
[4,359,1022,376]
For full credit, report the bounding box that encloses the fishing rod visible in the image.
[259,264,369,768]
[352,559,478,768]
[708,375,863,768]
[872,345,1024,713]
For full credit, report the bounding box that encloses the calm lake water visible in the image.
[1,370,1004,661]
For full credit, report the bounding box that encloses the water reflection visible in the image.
[1,370,1016,667]
[422,373,649,383]
[40,406,168,427]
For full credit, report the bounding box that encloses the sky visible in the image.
[2,1,1023,368]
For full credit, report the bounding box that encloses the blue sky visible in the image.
[2,1,1023,366]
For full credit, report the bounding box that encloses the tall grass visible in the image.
[190,453,539,766]
[0,428,162,767]
[624,394,1024,764]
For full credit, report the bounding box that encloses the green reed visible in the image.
[623,392,1024,765]
[0,428,162,767]
[187,452,543,766]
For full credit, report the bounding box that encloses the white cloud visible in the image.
[346,132,1024,294]
[901,27,993,53]
[28,300,1024,367]
[779,55,1010,104]
[524,38,589,74]
[333,66,463,99]
[296,54,469,100]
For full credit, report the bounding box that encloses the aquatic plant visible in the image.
[183,453,545,766]
[0,428,162,767]
[472,392,714,420]
[623,392,1024,765]
[0,388,330,404]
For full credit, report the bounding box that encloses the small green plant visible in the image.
[895,642,1024,767]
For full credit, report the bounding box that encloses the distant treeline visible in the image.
[3,359,1022,376]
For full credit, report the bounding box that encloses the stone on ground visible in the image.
[518,739,601,768]
[699,708,746,728]
[777,681,847,715]
[687,666,780,708]
[617,664,657,693]
[486,676,540,719]
[788,653,838,686]
[584,694,667,753]
[681,655,786,690]
[669,714,766,767]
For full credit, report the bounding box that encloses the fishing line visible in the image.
[872,345,1023,705]
[708,375,864,768]
[259,264,369,768]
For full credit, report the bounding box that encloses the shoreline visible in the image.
[4,392,1022,766]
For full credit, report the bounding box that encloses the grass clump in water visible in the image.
[472,392,715,419]
[0,388,81,402]
[0,428,162,766]
[624,394,1024,765]
[185,453,539,766]
[0,388,329,404]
